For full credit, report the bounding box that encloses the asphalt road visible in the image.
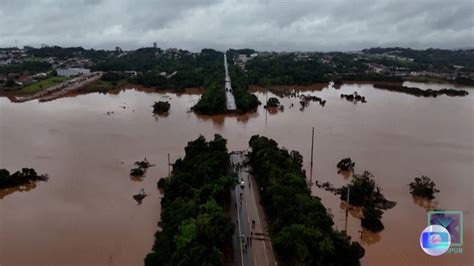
[230,151,276,266]
[224,53,237,111]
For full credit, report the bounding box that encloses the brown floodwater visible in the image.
[1,82,473,265]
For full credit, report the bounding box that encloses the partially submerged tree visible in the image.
[339,171,396,210]
[361,207,384,232]
[130,167,145,177]
[340,171,376,206]
[265,97,280,108]
[409,176,439,199]
[0,168,48,189]
[153,101,171,114]
[337,158,355,172]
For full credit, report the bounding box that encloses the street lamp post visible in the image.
[344,179,351,232]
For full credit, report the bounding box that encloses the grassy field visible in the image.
[21,76,69,93]
[80,79,127,93]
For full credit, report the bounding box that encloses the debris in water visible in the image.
[133,188,148,204]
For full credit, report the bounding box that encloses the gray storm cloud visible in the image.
[0,0,472,51]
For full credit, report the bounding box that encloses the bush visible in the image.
[153,101,171,114]
[340,171,376,206]
[409,176,439,199]
[266,97,280,108]
[361,207,384,232]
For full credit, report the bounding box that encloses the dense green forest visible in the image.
[248,136,364,265]
[145,135,235,266]
[4,46,473,89]
[0,61,52,75]
[363,47,474,70]
[26,46,111,60]
[98,48,224,89]
[246,54,331,85]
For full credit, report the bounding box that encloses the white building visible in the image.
[57,68,90,77]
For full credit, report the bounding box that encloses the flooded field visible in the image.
[1,82,473,265]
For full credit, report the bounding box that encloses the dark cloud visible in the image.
[0,0,472,51]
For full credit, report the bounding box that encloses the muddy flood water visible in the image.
[1,82,473,265]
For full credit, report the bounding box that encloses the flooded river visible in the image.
[1,82,473,265]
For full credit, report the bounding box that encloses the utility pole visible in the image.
[345,179,351,232]
[310,126,314,185]
[265,91,268,126]
[167,153,171,177]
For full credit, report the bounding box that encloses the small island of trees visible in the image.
[0,168,48,189]
[152,101,171,114]
[265,97,281,108]
[409,175,440,199]
[338,171,396,232]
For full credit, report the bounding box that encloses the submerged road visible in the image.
[224,53,237,111]
[230,151,276,266]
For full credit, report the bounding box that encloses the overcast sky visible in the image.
[0,0,472,51]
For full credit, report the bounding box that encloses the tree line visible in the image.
[145,135,235,266]
[227,61,260,112]
[248,136,364,265]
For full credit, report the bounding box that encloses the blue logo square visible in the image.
[428,211,463,247]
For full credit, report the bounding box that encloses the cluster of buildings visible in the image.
[0,46,94,89]
[0,48,26,65]
[233,53,258,70]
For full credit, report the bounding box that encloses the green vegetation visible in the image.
[363,47,474,70]
[193,83,226,115]
[0,60,52,75]
[247,54,331,85]
[373,83,468,97]
[130,167,145,177]
[26,46,110,61]
[265,97,280,108]
[339,171,396,209]
[409,176,440,200]
[21,76,69,93]
[248,136,364,265]
[100,71,128,82]
[361,207,384,232]
[80,78,127,94]
[337,158,355,172]
[145,135,235,266]
[340,171,377,206]
[0,168,48,189]
[227,61,260,112]
[98,48,224,89]
[153,101,171,114]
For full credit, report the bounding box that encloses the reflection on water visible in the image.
[412,195,439,211]
[130,175,144,182]
[1,83,473,265]
[360,228,382,246]
[0,182,38,199]
[338,169,353,179]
